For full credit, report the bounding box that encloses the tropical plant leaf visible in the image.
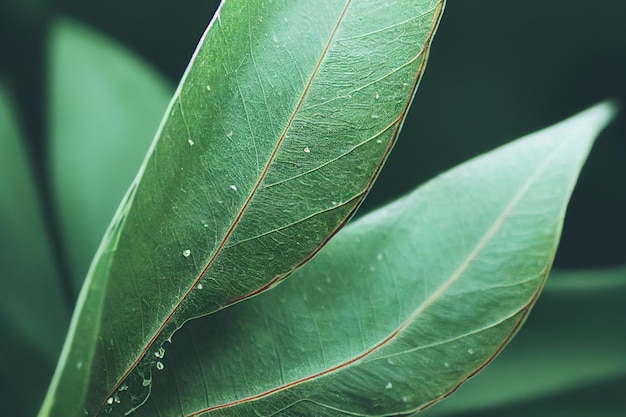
[39,1,445,416]
[0,82,69,417]
[422,267,626,416]
[131,102,616,416]
[49,18,173,292]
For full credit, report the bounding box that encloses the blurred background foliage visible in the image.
[0,0,624,416]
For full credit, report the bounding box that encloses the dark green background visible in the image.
[1,1,624,416]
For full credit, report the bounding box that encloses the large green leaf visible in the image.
[39,1,445,416]
[422,267,626,416]
[132,103,616,416]
[49,18,173,292]
[0,83,69,416]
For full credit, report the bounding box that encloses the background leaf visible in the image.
[39,1,445,416]
[0,82,69,417]
[49,17,173,292]
[134,103,616,416]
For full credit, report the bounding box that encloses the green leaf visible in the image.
[547,266,626,290]
[39,1,444,416]
[470,376,626,417]
[0,82,69,416]
[132,102,616,416]
[421,266,626,416]
[49,17,173,291]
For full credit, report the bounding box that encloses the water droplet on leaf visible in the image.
[154,347,165,359]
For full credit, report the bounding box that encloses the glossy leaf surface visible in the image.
[39,1,444,416]
[133,103,615,416]
[49,18,173,291]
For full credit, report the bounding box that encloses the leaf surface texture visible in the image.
[39,0,444,415]
[134,103,616,416]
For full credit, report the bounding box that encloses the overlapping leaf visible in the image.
[132,103,615,416]
[39,1,445,416]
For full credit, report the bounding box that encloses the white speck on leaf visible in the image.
[375,92,380,99]
[230,185,237,191]
[182,249,191,257]
[402,395,409,403]
[386,358,394,365]
[377,253,383,261]
[187,139,195,146]
[206,85,211,91]
[376,139,382,144]
[196,283,203,290]
[444,362,450,368]
[76,360,83,370]
[156,361,164,371]
[371,114,379,119]
[154,347,165,359]
[273,34,278,43]
[226,130,233,138]
[304,146,310,153]
[468,348,474,355]
[106,397,114,405]
[385,382,393,389]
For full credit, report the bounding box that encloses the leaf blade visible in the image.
[39,1,445,416]
[133,102,615,416]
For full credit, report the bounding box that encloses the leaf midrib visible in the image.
[187,135,566,416]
